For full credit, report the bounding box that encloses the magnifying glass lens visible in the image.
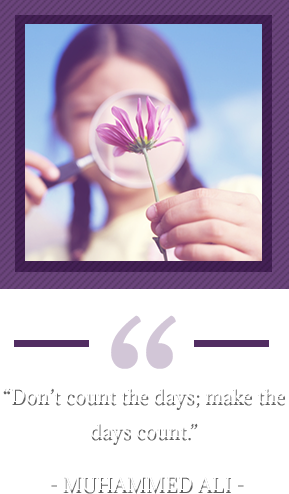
[90,92,188,189]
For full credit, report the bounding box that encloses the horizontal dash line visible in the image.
[14,340,89,347]
[194,340,269,347]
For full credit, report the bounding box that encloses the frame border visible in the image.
[17,15,271,274]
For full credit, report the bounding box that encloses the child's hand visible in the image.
[146,188,262,261]
[25,150,60,215]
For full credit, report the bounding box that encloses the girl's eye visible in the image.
[73,111,95,120]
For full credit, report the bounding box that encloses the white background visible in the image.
[0,289,288,494]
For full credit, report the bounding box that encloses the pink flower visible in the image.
[96,96,183,157]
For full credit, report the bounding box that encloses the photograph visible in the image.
[25,23,262,262]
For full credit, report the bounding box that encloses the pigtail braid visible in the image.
[69,176,91,260]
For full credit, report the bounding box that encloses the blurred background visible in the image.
[25,23,262,254]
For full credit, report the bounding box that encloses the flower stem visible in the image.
[142,148,159,202]
[142,148,168,262]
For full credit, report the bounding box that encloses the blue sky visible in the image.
[25,23,262,246]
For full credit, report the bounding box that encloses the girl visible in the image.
[25,24,262,261]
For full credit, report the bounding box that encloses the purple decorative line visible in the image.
[14,340,89,347]
[194,340,269,347]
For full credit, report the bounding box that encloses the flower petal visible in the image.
[145,96,158,140]
[113,146,127,157]
[159,104,170,122]
[111,106,137,140]
[154,105,171,140]
[154,117,172,140]
[115,120,124,129]
[96,127,122,146]
[154,136,184,147]
[96,123,134,148]
[97,97,183,160]
[135,98,145,139]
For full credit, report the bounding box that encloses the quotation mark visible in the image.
[2,386,13,393]
[111,316,175,369]
[3,389,11,395]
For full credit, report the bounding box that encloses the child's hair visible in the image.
[54,24,203,260]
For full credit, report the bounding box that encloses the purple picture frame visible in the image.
[2,6,284,288]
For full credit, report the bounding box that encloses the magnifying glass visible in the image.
[42,90,188,189]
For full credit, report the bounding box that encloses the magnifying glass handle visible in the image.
[41,160,81,188]
[41,155,94,188]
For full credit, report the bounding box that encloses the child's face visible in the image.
[58,55,174,195]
